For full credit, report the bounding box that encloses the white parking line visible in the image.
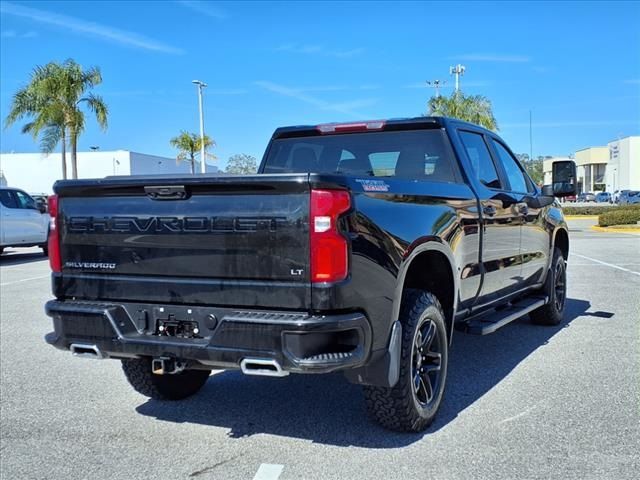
[0,274,50,287]
[253,464,284,480]
[497,404,538,425]
[571,253,640,277]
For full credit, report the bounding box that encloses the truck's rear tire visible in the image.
[121,358,210,400]
[530,247,566,326]
[363,290,448,432]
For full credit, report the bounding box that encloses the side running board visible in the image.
[457,296,548,335]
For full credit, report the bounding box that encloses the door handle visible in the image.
[482,205,497,217]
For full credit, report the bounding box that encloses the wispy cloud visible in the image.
[1,29,37,39]
[254,81,377,118]
[451,53,531,63]
[0,1,183,54]
[624,79,640,85]
[276,44,364,58]
[359,84,381,91]
[177,0,228,19]
[531,66,550,73]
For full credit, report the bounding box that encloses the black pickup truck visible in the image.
[44,117,576,432]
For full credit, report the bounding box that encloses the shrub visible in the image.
[563,204,640,216]
[598,208,640,227]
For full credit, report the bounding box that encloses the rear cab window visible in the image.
[262,129,461,183]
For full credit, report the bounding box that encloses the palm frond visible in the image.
[39,124,63,154]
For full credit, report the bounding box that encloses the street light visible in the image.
[192,80,207,174]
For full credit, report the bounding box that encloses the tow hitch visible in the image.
[152,357,186,375]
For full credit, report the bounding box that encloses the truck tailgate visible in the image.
[54,174,311,309]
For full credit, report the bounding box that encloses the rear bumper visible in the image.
[44,300,372,375]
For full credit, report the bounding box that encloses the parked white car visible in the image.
[0,187,50,255]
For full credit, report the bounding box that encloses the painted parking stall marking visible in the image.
[253,464,284,480]
[571,253,640,277]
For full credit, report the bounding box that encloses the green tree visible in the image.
[225,154,258,175]
[427,91,498,131]
[5,59,108,179]
[526,158,544,185]
[169,131,215,174]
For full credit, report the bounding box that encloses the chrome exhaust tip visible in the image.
[240,358,289,377]
[69,343,105,359]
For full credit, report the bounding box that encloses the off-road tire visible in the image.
[121,358,210,400]
[530,247,566,326]
[364,290,448,432]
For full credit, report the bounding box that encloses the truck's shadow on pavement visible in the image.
[136,298,594,448]
[0,251,47,266]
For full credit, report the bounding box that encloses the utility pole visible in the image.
[529,110,533,162]
[426,79,446,97]
[449,64,466,92]
[192,80,208,174]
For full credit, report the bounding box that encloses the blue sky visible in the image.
[1,0,639,170]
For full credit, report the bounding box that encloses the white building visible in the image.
[575,146,608,194]
[0,150,219,194]
[605,136,640,192]
[542,136,639,193]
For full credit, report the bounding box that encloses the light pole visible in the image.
[449,64,466,92]
[426,79,446,97]
[192,80,207,174]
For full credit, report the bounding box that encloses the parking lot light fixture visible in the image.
[192,80,208,174]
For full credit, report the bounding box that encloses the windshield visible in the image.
[262,129,458,182]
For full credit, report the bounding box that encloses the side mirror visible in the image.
[35,200,47,214]
[543,160,576,197]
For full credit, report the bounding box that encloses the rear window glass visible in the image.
[262,129,458,182]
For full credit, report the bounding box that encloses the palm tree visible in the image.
[5,63,69,178]
[5,59,108,179]
[170,131,215,174]
[427,91,498,131]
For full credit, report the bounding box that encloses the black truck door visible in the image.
[457,130,523,307]
[488,138,548,288]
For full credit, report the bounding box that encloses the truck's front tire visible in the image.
[121,358,210,400]
[364,290,448,432]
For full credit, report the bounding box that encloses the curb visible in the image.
[565,215,599,220]
[590,225,640,235]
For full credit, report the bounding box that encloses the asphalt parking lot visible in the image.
[1,218,638,480]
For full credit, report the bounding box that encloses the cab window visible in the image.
[0,190,19,209]
[491,139,530,193]
[459,131,501,189]
[14,190,37,209]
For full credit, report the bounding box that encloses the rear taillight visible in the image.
[47,194,61,272]
[310,189,351,283]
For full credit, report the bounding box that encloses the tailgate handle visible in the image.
[144,185,188,200]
